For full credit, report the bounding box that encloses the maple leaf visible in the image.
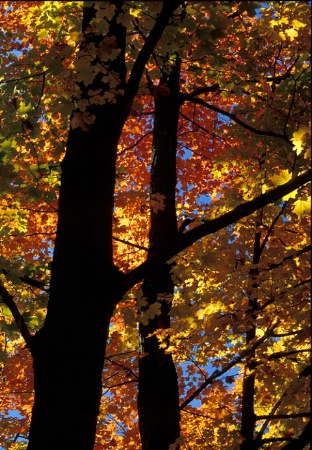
[291,126,310,155]
[293,198,311,217]
[271,169,292,187]
[150,193,166,213]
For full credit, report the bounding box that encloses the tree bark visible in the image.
[26,3,185,448]
[27,4,127,449]
[240,214,263,450]
[138,58,181,450]
[240,223,260,449]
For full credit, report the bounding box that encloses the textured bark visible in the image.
[138,59,181,450]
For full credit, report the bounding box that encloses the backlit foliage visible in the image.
[0,2,310,449]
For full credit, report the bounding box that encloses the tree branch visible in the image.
[179,323,278,410]
[260,201,288,254]
[183,97,292,144]
[179,169,311,250]
[117,131,153,155]
[279,420,312,450]
[1,269,49,291]
[180,83,220,100]
[0,280,33,347]
[19,275,49,291]
[124,169,311,291]
[264,244,311,271]
[0,71,47,84]
[268,349,310,359]
[123,0,183,114]
[113,235,148,251]
[256,412,310,420]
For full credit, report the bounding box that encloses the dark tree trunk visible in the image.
[26,2,184,447]
[27,113,125,449]
[138,58,181,450]
[240,219,262,450]
[27,4,127,449]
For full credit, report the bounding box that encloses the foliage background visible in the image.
[0,1,310,449]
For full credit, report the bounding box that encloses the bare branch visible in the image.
[256,412,311,420]
[0,280,33,347]
[268,349,311,359]
[260,201,289,254]
[184,97,292,144]
[264,244,311,271]
[104,356,138,380]
[117,131,153,155]
[0,71,47,84]
[179,323,278,410]
[113,236,148,251]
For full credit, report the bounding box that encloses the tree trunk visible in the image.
[27,109,126,448]
[27,4,127,449]
[138,58,181,450]
[27,110,125,450]
[240,218,262,450]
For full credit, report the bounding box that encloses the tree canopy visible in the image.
[0,2,311,449]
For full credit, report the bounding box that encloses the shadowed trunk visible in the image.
[240,214,262,450]
[27,4,127,449]
[138,58,181,450]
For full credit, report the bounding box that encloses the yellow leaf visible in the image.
[196,301,224,320]
[293,198,311,217]
[17,101,32,115]
[282,189,298,201]
[285,28,298,41]
[68,31,83,44]
[38,29,49,40]
[129,7,140,17]
[292,19,306,29]
[291,127,310,155]
[271,169,292,187]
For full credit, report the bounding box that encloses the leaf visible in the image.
[129,7,140,18]
[293,198,311,217]
[70,111,96,131]
[285,28,298,41]
[291,127,310,155]
[139,302,162,325]
[150,193,166,213]
[270,170,292,186]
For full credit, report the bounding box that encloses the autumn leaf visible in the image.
[293,198,311,217]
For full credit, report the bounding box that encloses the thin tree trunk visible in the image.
[138,58,181,450]
[240,216,262,450]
